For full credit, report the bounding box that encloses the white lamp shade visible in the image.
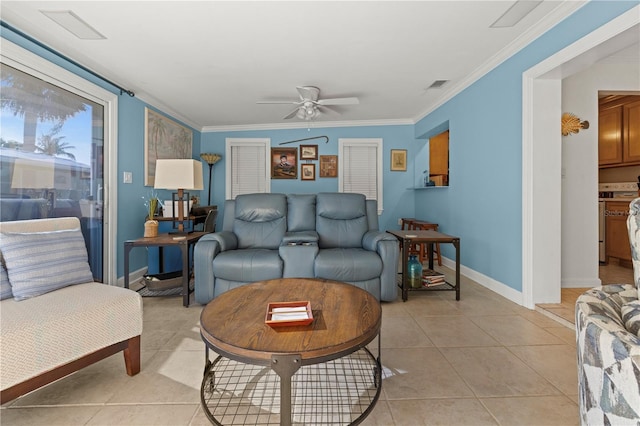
[154,159,204,190]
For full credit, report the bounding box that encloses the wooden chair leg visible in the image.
[123,335,141,376]
[435,243,442,266]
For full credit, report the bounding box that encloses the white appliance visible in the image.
[598,182,639,263]
[598,200,605,262]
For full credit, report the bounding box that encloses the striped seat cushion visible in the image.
[0,228,94,300]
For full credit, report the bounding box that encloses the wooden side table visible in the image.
[400,218,442,265]
[387,229,460,302]
[124,232,206,307]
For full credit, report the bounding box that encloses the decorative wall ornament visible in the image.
[561,112,590,136]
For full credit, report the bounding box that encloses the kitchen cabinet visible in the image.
[624,99,640,163]
[429,130,449,186]
[599,95,640,168]
[598,106,622,165]
[605,201,632,265]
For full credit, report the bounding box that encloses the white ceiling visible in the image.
[1,1,635,131]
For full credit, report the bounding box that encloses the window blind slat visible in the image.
[228,142,268,199]
[343,145,377,199]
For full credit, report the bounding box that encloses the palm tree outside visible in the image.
[35,121,76,160]
[1,63,87,152]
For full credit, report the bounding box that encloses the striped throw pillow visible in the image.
[0,259,12,300]
[0,228,94,301]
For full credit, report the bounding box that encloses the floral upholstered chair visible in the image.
[575,198,640,425]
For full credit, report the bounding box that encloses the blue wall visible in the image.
[413,0,638,292]
[200,125,417,232]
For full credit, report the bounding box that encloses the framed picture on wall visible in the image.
[390,149,407,171]
[319,155,338,178]
[300,144,318,160]
[301,163,316,181]
[144,107,193,186]
[271,147,297,179]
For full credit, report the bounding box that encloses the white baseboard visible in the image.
[561,277,601,288]
[440,256,526,308]
[116,267,148,288]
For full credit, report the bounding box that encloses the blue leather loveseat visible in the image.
[193,192,399,304]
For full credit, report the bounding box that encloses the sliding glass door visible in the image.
[1,62,105,281]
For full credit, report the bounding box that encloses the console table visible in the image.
[387,229,460,302]
[124,232,206,307]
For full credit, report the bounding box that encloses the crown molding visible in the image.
[133,90,201,131]
[413,0,587,123]
[201,118,414,133]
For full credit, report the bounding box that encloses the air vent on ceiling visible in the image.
[427,80,449,90]
[40,10,105,40]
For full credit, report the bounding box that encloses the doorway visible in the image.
[522,6,640,309]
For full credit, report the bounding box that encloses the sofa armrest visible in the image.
[202,231,238,251]
[576,285,640,424]
[194,232,237,304]
[362,230,397,252]
[282,231,319,245]
[362,230,400,301]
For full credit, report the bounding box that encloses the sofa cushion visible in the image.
[0,282,142,391]
[0,228,94,301]
[233,193,287,249]
[316,193,368,249]
[212,249,283,282]
[621,300,640,337]
[314,248,382,282]
[287,194,316,232]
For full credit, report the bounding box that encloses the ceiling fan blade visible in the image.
[257,100,301,105]
[283,107,300,120]
[296,86,320,101]
[317,97,359,106]
[317,104,341,115]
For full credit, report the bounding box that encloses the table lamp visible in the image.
[154,159,203,234]
[199,153,222,205]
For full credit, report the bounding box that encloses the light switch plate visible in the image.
[123,171,132,184]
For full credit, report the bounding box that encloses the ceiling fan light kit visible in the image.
[258,86,359,121]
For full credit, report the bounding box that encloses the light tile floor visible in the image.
[536,260,634,326]
[1,273,581,426]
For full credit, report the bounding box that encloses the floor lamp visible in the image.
[199,153,221,205]
[154,159,203,234]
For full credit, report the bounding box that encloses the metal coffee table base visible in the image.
[200,348,382,426]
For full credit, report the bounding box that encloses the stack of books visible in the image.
[422,270,446,287]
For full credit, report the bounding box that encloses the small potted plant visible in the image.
[143,191,159,238]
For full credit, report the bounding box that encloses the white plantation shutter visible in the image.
[339,138,383,214]
[225,138,270,199]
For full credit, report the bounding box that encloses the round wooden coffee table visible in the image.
[199,278,382,426]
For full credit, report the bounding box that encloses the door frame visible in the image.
[1,39,119,285]
[522,6,639,308]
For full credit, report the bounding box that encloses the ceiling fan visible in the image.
[257,86,359,120]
